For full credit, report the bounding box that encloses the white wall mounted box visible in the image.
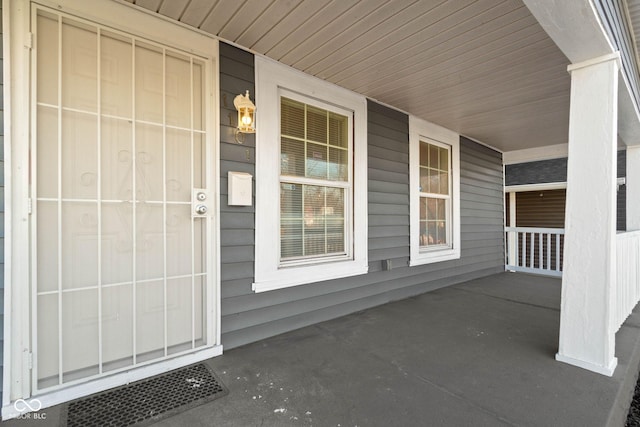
[228,171,253,206]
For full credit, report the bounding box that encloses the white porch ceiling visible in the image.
[123,0,571,153]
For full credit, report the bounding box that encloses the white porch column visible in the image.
[627,146,640,230]
[556,53,620,376]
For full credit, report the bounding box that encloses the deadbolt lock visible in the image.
[192,188,211,217]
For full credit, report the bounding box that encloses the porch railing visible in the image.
[612,230,640,332]
[505,227,565,277]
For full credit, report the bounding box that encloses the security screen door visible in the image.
[32,8,213,392]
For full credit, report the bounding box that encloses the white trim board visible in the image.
[505,182,567,192]
[2,0,17,408]
[505,177,625,193]
[5,0,33,406]
[503,144,569,164]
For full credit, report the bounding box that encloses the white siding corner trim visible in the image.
[409,116,461,266]
[253,57,368,293]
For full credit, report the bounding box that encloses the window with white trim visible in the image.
[419,140,452,248]
[280,96,350,263]
[254,57,368,292]
[409,116,461,266]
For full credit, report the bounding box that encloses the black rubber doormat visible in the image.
[61,363,228,427]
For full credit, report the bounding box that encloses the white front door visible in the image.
[31,4,217,394]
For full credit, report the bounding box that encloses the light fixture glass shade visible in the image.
[234,90,256,133]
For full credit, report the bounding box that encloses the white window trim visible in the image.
[409,116,461,266]
[254,57,368,293]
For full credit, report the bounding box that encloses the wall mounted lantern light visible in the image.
[234,90,256,143]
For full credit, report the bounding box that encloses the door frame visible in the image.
[2,0,221,419]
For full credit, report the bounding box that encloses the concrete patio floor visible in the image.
[5,272,640,426]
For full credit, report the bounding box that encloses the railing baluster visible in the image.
[546,233,551,270]
[612,231,640,333]
[529,232,534,268]
[556,234,561,272]
[538,232,543,270]
[504,227,564,277]
[515,230,519,267]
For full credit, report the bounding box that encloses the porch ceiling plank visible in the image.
[426,77,569,126]
[249,0,332,54]
[426,74,570,123]
[312,0,505,81]
[438,94,570,128]
[233,0,304,48]
[179,0,218,28]
[304,0,462,79]
[465,121,570,150]
[216,0,276,42]
[279,0,406,69]
[133,0,163,13]
[347,7,541,94]
[465,123,569,146]
[400,51,570,116]
[157,0,191,20]
[261,0,360,61]
[451,116,566,146]
[464,127,566,149]
[199,0,249,37]
[374,38,566,107]
[383,64,568,147]
[290,0,427,73]
[385,91,567,140]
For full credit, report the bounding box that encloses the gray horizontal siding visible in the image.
[219,42,255,302]
[218,46,505,350]
[459,137,505,261]
[364,100,410,270]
